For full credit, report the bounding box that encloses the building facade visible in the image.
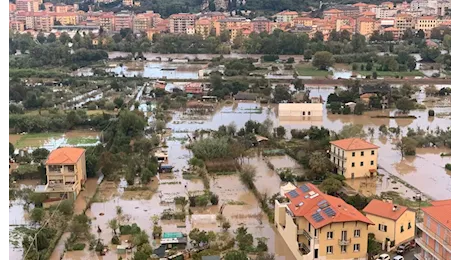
[363,199,416,251]
[38,148,87,204]
[169,13,196,34]
[329,138,379,179]
[275,183,373,260]
[278,103,323,118]
[415,200,451,260]
[274,10,299,23]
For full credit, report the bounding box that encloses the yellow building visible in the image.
[329,138,379,179]
[415,16,438,38]
[54,12,78,25]
[356,17,376,37]
[274,10,299,23]
[363,199,416,251]
[278,103,323,118]
[395,14,414,39]
[39,147,87,205]
[195,18,212,38]
[275,183,373,260]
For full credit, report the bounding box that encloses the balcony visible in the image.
[415,238,445,260]
[416,222,451,252]
[297,229,312,240]
[299,242,310,255]
[338,238,351,246]
[331,151,347,161]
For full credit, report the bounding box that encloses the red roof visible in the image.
[422,200,451,230]
[285,183,373,229]
[363,199,409,221]
[46,147,85,165]
[353,2,368,7]
[330,138,379,151]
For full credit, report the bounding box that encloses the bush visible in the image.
[71,243,85,251]
[286,57,294,63]
[210,193,219,205]
[262,55,279,62]
[372,71,378,79]
[119,224,141,235]
[428,109,435,117]
[112,235,121,245]
[445,163,451,170]
[58,199,74,216]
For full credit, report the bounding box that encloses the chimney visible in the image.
[393,205,397,211]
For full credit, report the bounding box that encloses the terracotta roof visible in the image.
[362,11,376,16]
[353,2,368,7]
[196,18,211,25]
[277,11,298,15]
[422,200,451,230]
[324,9,343,14]
[418,16,436,20]
[46,147,85,165]
[363,199,409,221]
[285,183,373,229]
[330,138,379,151]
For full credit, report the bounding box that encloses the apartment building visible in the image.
[335,16,355,32]
[363,199,416,251]
[292,17,313,27]
[415,16,438,37]
[54,12,78,25]
[99,12,115,32]
[251,17,270,33]
[274,10,298,23]
[323,9,344,20]
[215,16,246,36]
[195,18,212,38]
[10,21,25,31]
[335,5,361,17]
[395,14,414,38]
[16,0,39,12]
[169,13,196,34]
[33,12,54,31]
[133,12,156,33]
[329,138,379,179]
[275,183,373,260]
[415,200,451,260]
[356,17,376,37]
[43,2,54,11]
[114,11,134,31]
[37,148,87,205]
[373,6,398,19]
[55,3,72,13]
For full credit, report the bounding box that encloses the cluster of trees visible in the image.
[209,72,249,99]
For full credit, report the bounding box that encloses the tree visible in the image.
[47,33,56,43]
[9,142,14,156]
[37,32,46,44]
[421,47,441,62]
[31,148,49,162]
[225,250,248,260]
[396,97,415,113]
[416,29,425,39]
[339,124,366,138]
[108,218,118,235]
[367,233,381,257]
[30,207,45,224]
[273,85,291,103]
[274,126,286,139]
[312,51,334,70]
[353,102,365,115]
[319,177,343,194]
[293,78,304,91]
[351,33,366,51]
[222,221,231,231]
[406,56,417,71]
[396,137,417,158]
[372,71,378,79]
[239,165,256,190]
[113,97,124,108]
[58,199,74,215]
[308,152,334,180]
[424,85,437,96]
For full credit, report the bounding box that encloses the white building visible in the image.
[278,103,323,117]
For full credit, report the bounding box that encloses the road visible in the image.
[390,249,416,260]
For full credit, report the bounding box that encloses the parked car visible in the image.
[397,242,412,255]
[393,256,404,260]
[378,254,391,260]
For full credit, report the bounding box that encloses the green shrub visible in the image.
[445,163,451,170]
[72,243,85,251]
[428,109,435,117]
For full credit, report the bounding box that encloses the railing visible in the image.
[338,238,351,246]
[299,242,310,255]
[415,238,445,260]
[297,229,312,240]
[331,151,347,161]
[416,222,451,252]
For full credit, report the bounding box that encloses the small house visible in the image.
[159,165,174,174]
[278,103,323,117]
[184,83,204,95]
[160,232,187,249]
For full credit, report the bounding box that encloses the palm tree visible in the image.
[108,218,119,235]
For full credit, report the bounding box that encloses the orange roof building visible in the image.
[330,138,379,179]
[363,199,416,251]
[416,200,451,260]
[46,147,85,165]
[275,183,373,259]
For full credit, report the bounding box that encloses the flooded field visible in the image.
[9,130,100,150]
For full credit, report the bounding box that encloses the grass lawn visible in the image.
[295,64,331,76]
[355,70,424,77]
[67,137,99,145]
[12,133,64,148]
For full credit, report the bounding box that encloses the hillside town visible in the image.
[9,0,450,42]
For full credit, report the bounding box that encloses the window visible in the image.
[427,216,431,228]
[360,161,364,166]
[327,231,334,240]
[308,111,311,116]
[437,224,441,236]
[326,246,333,254]
[354,230,361,238]
[425,235,429,244]
[401,225,404,233]
[353,244,360,252]
[435,242,439,253]
[371,150,375,155]
[378,224,387,232]
[352,162,355,167]
[308,223,311,232]
[352,152,356,157]
[314,229,318,237]
[408,222,412,230]
[341,245,347,253]
[360,151,364,156]
[371,160,374,165]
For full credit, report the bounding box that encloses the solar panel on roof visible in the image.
[311,212,324,222]
[318,200,329,209]
[299,184,310,193]
[323,207,336,217]
[288,190,299,198]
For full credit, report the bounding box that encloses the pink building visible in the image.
[415,200,451,260]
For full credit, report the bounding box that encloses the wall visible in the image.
[343,148,378,179]
[394,210,416,245]
[278,103,323,117]
[366,214,396,248]
[318,221,369,260]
